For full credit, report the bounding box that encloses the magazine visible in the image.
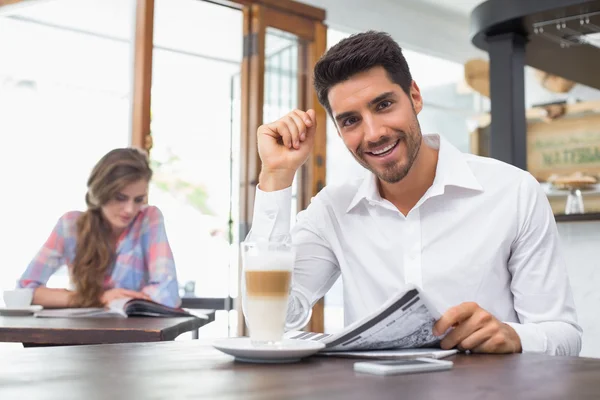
[34,298,204,319]
[285,284,444,352]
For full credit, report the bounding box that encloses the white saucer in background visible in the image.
[0,305,43,316]
[213,337,325,363]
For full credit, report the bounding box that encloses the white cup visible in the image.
[3,288,34,308]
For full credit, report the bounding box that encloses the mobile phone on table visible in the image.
[353,358,453,376]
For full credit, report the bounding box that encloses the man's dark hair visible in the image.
[313,31,413,116]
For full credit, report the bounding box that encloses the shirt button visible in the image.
[266,211,276,220]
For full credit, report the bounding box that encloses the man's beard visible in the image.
[352,114,422,184]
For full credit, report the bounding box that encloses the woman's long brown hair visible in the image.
[71,148,152,307]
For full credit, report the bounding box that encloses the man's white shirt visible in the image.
[249,134,582,356]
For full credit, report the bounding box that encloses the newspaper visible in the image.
[285,284,443,352]
[316,348,458,360]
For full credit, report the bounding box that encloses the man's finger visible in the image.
[260,125,280,140]
[275,121,293,148]
[440,308,493,348]
[433,302,478,336]
[282,116,301,149]
[306,109,316,126]
[440,320,482,350]
[472,334,509,354]
[292,109,313,129]
[459,325,495,351]
[288,112,307,143]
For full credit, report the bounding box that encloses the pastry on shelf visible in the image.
[547,172,598,190]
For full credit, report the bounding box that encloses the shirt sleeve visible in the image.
[505,173,582,356]
[140,206,181,308]
[246,186,340,324]
[18,214,68,289]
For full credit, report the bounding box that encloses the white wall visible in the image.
[558,221,600,358]
[299,0,485,64]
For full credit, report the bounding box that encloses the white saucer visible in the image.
[0,305,43,316]
[213,337,325,363]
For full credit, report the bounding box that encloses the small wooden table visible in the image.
[1,340,599,399]
[0,310,215,346]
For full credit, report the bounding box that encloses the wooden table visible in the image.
[1,340,599,399]
[0,310,215,345]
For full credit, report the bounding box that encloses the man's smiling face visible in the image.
[329,66,424,184]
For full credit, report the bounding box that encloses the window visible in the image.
[150,0,243,337]
[0,0,135,292]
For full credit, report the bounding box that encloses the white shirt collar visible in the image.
[346,134,483,213]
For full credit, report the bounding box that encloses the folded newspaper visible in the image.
[284,284,444,352]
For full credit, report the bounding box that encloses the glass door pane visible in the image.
[0,0,135,294]
[263,27,305,225]
[150,0,243,337]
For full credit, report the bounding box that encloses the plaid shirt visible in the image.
[18,206,181,308]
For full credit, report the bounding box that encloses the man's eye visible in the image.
[377,100,392,110]
[343,116,358,127]
[115,194,127,202]
[134,197,145,204]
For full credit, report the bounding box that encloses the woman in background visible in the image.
[18,147,181,308]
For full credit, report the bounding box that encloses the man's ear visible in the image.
[410,80,423,115]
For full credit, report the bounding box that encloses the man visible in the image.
[249,31,581,355]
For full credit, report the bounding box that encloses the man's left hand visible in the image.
[432,302,522,354]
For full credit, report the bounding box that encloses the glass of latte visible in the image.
[242,240,311,345]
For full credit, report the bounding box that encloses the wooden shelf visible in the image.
[555,212,600,222]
